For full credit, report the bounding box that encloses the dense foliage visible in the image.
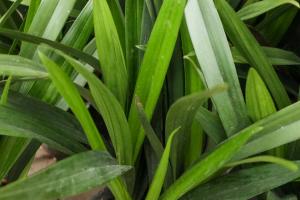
[0,0,300,199]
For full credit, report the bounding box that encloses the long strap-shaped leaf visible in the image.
[125,0,143,93]
[160,126,262,200]
[166,85,227,177]
[93,0,128,107]
[214,0,291,109]
[183,161,300,200]
[0,54,47,78]
[0,151,131,200]
[232,47,300,66]
[128,0,188,161]
[0,28,100,70]
[233,101,300,160]
[145,129,178,200]
[0,89,87,154]
[61,52,133,165]
[185,0,250,136]
[39,52,132,200]
[237,0,299,21]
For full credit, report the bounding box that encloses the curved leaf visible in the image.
[0,151,131,200]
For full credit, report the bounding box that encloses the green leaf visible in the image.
[20,0,76,59]
[0,54,47,78]
[135,97,164,158]
[257,6,298,45]
[145,128,179,200]
[185,0,250,136]
[183,161,300,200]
[128,0,188,161]
[0,137,29,180]
[25,0,95,105]
[0,76,12,105]
[166,85,227,177]
[160,126,262,200]
[60,52,133,165]
[214,0,291,109]
[0,151,131,200]
[234,101,300,160]
[0,28,100,70]
[194,107,226,144]
[226,155,298,171]
[237,0,299,21]
[93,0,128,107]
[232,47,300,66]
[38,52,131,200]
[246,68,276,122]
[0,89,87,154]
[125,0,143,92]
[0,0,23,27]
[38,52,105,151]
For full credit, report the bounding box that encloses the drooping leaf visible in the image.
[183,161,300,200]
[0,151,131,200]
[0,89,87,155]
[60,52,133,165]
[0,54,47,78]
[237,0,299,21]
[232,47,300,66]
[194,107,226,144]
[38,52,105,151]
[226,155,298,172]
[160,126,262,200]
[38,52,131,200]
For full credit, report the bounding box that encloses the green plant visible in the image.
[0,0,300,199]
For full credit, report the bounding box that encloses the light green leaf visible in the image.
[61,52,133,165]
[185,0,250,136]
[145,128,179,200]
[0,54,47,78]
[214,0,291,109]
[93,0,128,107]
[246,68,276,122]
[128,0,188,161]
[0,151,131,200]
[38,52,105,151]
